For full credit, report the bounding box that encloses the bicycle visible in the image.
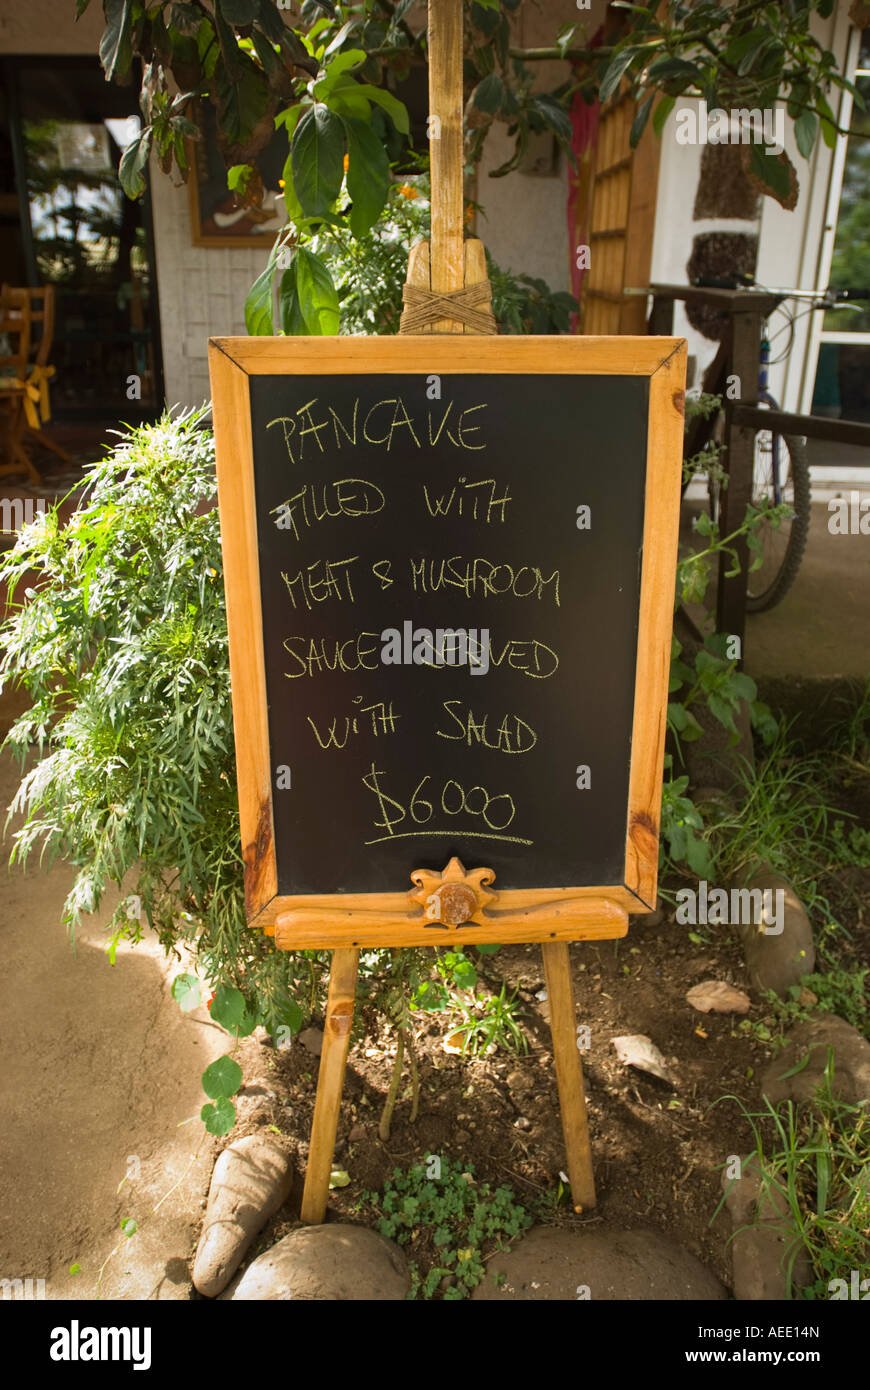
[687,280,870,612]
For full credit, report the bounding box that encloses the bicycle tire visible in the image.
[744,431,811,612]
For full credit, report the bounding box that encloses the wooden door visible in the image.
[582,92,661,335]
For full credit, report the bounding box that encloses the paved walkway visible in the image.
[0,744,224,1300]
[745,501,869,680]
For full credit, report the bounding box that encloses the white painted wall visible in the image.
[147,169,269,408]
[475,0,608,290]
[648,4,847,412]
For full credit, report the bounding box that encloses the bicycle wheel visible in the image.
[744,421,811,613]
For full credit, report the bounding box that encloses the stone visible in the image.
[686,980,751,1014]
[471,1226,726,1300]
[506,1069,532,1093]
[733,871,815,997]
[298,1027,323,1056]
[760,1017,870,1108]
[721,1155,812,1300]
[347,1124,366,1143]
[192,1135,294,1299]
[227,1224,410,1300]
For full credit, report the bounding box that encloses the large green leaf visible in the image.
[749,143,791,202]
[168,2,200,35]
[291,105,346,217]
[294,248,340,335]
[723,26,769,71]
[630,91,654,147]
[316,49,368,99]
[255,0,288,44]
[210,985,257,1038]
[275,103,305,136]
[118,128,153,198]
[646,55,702,85]
[278,262,307,335]
[327,80,373,122]
[794,109,817,160]
[202,1054,243,1099]
[473,72,506,114]
[170,972,200,1012]
[251,29,279,80]
[351,85,409,134]
[652,93,676,137]
[217,0,259,24]
[598,47,636,103]
[244,263,274,335]
[216,59,270,145]
[532,93,573,143]
[201,1097,236,1135]
[100,0,134,82]
[209,984,246,1030]
[342,114,390,238]
[281,152,305,222]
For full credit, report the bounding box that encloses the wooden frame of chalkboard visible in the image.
[209,334,686,950]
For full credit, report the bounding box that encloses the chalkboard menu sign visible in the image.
[209,336,686,949]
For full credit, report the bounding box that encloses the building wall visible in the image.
[475,0,607,292]
[148,170,267,408]
[648,5,847,412]
[0,1,102,54]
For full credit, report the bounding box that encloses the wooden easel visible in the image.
[299,0,596,1223]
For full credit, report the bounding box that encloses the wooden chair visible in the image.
[0,287,40,483]
[2,284,72,467]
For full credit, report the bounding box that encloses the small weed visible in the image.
[451,982,529,1058]
[357,1156,531,1299]
[713,1053,870,1299]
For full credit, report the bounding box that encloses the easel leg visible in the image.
[541,941,597,1212]
[300,947,359,1225]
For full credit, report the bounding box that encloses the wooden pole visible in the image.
[541,941,597,1211]
[428,0,465,330]
[300,947,359,1224]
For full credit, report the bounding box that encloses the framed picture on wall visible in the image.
[188,102,287,248]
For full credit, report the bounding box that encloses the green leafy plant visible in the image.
[713,1053,870,1299]
[0,409,310,1046]
[593,0,863,205]
[358,1155,531,1299]
[84,0,860,333]
[450,980,528,1058]
[739,966,870,1053]
[246,172,577,336]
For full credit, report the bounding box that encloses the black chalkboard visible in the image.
[246,371,649,896]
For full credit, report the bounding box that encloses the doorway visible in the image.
[0,55,163,419]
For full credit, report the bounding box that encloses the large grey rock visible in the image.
[471,1226,726,1301]
[228,1224,410,1300]
[733,871,815,997]
[193,1135,294,1298]
[721,1155,812,1300]
[760,1017,870,1107]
